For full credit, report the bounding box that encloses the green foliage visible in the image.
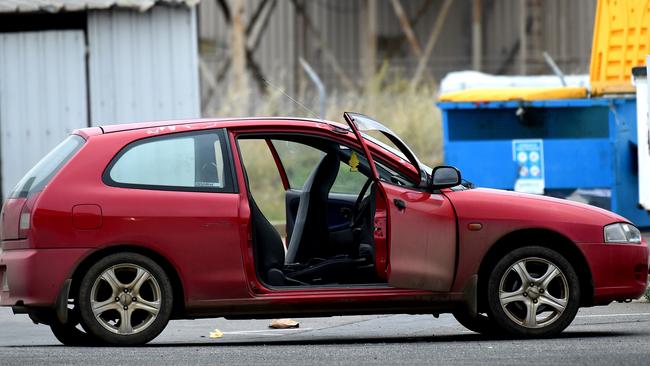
[645,282,650,302]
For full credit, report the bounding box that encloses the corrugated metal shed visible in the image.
[88,6,200,124]
[0,31,87,198]
[0,1,201,198]
[0,0,199,13]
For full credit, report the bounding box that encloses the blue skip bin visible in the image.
[437,97,650,227]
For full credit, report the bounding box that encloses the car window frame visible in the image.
[102,128,237,193]
[234,131,418,191]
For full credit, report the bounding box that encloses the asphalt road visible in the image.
[1,300,649,365]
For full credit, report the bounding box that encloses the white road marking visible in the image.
[222,328,313,335]
[576,313,650,318]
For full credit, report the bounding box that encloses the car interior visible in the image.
[237,135,395,287]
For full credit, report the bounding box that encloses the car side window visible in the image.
[271,140,369,195]
[105,130,234,192]
[375,160,418,189]
[330,146,368,195]
[271,140,324,189]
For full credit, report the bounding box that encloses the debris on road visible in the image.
[269,319,300,329]
[209,329,224,338]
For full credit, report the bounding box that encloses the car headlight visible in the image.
[604,223,642,244]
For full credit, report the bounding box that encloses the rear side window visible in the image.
[10,135,85,198]
[104,130,235,192]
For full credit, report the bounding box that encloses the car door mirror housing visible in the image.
[431,166,461,189]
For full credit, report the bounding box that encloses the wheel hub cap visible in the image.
[526,286,540,300]
[118,292,133,306]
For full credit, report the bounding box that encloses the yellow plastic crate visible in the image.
[590,0,650,95]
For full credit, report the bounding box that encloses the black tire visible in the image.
[486,246,580,338]
[50,316,99,346]
[78,252,173,346]
[452,309,499,335]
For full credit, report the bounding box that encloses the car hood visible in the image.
[443,188,629,243]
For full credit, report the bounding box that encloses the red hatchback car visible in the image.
[1,113,648,346]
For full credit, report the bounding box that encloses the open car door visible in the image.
[343,112,457,292]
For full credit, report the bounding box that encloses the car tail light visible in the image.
[17,194,41,240]
[19,211,31,238]
[1,269,8,291]
[1,198,27,240]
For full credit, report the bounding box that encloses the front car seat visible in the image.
[285,152,340,264]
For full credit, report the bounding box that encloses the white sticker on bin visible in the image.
[512,139,545,194]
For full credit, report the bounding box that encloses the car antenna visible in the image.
[258,75,322,121]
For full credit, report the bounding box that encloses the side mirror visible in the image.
[431,166,461,189]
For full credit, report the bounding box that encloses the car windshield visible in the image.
[344,112,431,174]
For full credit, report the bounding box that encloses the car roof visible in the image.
[71,115,421,180]
[74,117,350,136]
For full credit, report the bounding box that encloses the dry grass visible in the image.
[207,69,443,221]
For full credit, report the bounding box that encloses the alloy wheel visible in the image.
[90,264,162,335]
[498,257,569,329]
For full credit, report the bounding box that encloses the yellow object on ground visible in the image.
[438,87,588,102]
[209,329,224,338]
[589,0,650,95]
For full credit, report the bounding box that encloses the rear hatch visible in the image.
[1,135,85,241]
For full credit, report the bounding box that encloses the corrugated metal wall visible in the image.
[482,0,596,75]
[198,0,296,90]
[0,30,87,198]
[198,0,597,95]
[198,0,470,91]
[88,6,200,125]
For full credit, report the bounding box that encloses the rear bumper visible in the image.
[0,244,90,307]
[578,241,649,305]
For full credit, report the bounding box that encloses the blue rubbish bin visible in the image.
[437,96,650,227]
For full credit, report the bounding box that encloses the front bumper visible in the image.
[0,243,90,307]
[578,240,649,305]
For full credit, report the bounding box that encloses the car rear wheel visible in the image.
[78,253,173,346]
[486,246,580,337]
[50,313,99,346]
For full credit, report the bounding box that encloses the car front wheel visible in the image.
[78,253,173,346]
[452,310,498,335]
[486,246,580,337]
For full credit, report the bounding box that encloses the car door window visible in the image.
[330,146,368,195]
[271,140,324,189]
[272,140,369,195]
[238,139,286,222]
[105,130,234,192]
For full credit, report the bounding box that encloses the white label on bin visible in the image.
[513,139,545,194]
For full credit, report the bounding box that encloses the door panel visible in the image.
[383,183,457,291]
[343,112,457,292]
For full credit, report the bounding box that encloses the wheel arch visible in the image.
[476,228,594,311]
[68,245,186,317]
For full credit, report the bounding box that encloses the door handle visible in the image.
[393,198,407,211]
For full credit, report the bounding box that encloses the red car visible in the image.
[1,113,647,346]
